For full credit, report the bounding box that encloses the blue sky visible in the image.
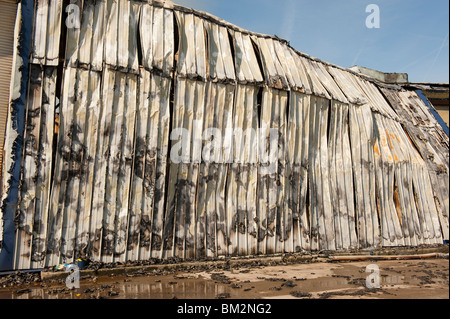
[174,0,449,83]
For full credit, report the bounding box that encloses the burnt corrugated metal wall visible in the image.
[1,0,448,270]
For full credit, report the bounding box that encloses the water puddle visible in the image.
[1,275,234,299]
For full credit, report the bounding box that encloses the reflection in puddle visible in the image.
[3,274,408,299]
[6,278,232,300]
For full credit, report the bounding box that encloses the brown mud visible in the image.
[1,258,448,299]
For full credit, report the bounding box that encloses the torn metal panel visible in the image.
[328,101,357,250]
[310,61,348,104]
[104,0,119,70]
[68,69,101,262]
[127,68,151,262]
[65,0,83,68]
[46,67,77,267]
[299,56,331,100]
[253,37,312,93]
[172,79,205,259]
[101,71,132,262]
[88,68,115,262]
[150,76,172,259]
[76,70,102,261]
[31,0,62,66]
[113,69,137,262]
[60,67,91,264]
[140,3,174,76]
[194,82,235,257]
[175,11,207,80]
[256,87,289,254]
[119,0,141,73]
[204,21,236,83]
[226,84,259,256]
[207,83,236,257]
[373,112,404,247]
[197,82,215,258]
[68,0,106,71]
[355,76,399,121]
[349,103,381,249]
[90,0,106,71]
[1,0,34,271]
[381,88,449,241]
[378,114,441,246]
[286,92,311,252]
[163,78,206,259]
[243,86,258,256]
[273,42,308,93]
[15,65,44,270]
[289,50,313,95]
[78,0,96,69]
[230,30,264,86]
[254,37,289,90]
[104,0,141,73]
[307,93,320,250]
[327,66,368,105]
[340,102,358,249]
[30,0,48,64]
[385,117,422,246]
[276,83,289,253]
[314,96,335,250]
[30,67,57,269]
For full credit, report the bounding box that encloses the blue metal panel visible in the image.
[416,89,450,137]
[0,0,34,271]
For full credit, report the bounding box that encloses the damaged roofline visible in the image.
[168,0,407,90]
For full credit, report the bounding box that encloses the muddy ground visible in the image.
[0,257,448,299]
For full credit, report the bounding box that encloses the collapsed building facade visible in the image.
[0,0,448,271]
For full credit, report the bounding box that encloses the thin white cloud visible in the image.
[281,0,297,41]
[425,31,449,82]
[398,47,440,73]
[351,37,371,67]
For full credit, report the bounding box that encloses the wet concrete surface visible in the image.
[1,259,448,299]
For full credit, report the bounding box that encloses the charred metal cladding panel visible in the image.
[0,0,448,270]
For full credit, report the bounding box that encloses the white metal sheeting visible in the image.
[299,56,331,100]
[205,21,235,83]
[254,37,312,93]
[1,0,448,270]
[175,10,207,80]
[327,66,368,105]
[140,2,174,76]
[381,88,449,242]
[15,65,57,270]
[231,30,264,85]
[31,0,62,66]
